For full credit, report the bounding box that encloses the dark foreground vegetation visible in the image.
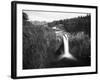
[23,12,91,69]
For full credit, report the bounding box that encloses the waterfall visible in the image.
[59,33,76,60]
[52,26,76,60]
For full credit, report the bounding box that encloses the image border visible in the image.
[11,1,98,79]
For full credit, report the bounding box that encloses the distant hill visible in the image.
[31,21,47,26]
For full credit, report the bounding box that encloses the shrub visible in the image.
[69,32,90,58]
[23,21,60,69]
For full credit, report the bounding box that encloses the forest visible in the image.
[48,15,91,37]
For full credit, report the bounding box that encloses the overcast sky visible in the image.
[23,10,88,22]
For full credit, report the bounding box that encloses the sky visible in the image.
[23,10,88,22]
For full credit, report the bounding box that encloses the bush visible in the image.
[69,32,90,58]
[23,21,60,69]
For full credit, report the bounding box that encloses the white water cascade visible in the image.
[52,26,76,60]
[58,32,76,60]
